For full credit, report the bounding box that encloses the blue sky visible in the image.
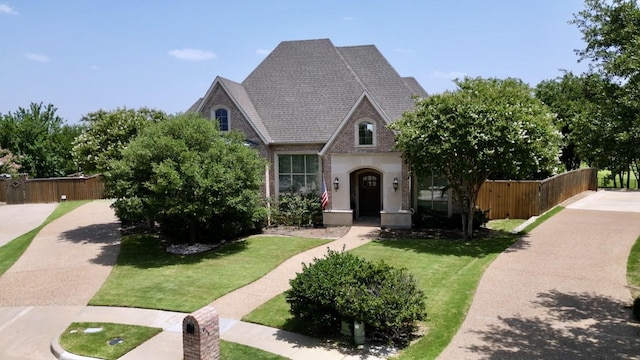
[1,1,590,124]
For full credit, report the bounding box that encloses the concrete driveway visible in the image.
[0,203,57,246]
[438,190,640,359]
[0,201,120,359]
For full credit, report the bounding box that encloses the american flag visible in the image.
[321,176,329,209]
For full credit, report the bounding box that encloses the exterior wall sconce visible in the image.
[333,177,340,191]
[393,177,399,192]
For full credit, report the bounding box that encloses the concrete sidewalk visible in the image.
[52,306,391,360]
[51,226,386,360]
[438,190,640,359]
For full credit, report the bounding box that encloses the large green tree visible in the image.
[72,107,168,174]
[0,102,78,177]
[535,72,586,171]
[572,0,640,187]
[105,113,267,244]
[391,77,562,239]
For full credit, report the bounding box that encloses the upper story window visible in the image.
[356,120,375,146]
[212,107,229,132]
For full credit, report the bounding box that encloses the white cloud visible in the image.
[0,4,18,15]
[342,16,354,21]
[168,48,216,61]
[256,48,271,56]
[25,53,51,62]
[430,70,466,79]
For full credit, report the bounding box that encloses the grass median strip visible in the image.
[0,200,90,276]
[90,234,330,312]
[60,322,162,360]
[60,321,287,360]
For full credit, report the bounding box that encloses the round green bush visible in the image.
[285,249,427,344]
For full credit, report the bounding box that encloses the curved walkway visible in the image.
[438,190,640,359]
[0,201,120,360]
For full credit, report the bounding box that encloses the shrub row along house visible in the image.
[188,38,447,228]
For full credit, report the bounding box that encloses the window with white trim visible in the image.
[277,154,319,194]
[211,107,229,131]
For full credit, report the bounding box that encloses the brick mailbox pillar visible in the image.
[183,305,220,360]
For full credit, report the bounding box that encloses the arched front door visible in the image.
[358,171,381,217]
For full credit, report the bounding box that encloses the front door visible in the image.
[358,172,381,217]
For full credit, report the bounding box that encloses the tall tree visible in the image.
[391,77,562,239]
[572,0,640,187]
[72,107,168,174]
[535,72,586,171]
[0,102,72,178]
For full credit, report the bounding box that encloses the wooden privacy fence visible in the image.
[477,168,598,220]
[1,175,105,204]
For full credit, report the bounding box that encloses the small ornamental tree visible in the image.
[105,113,267,243]
[391,77,561,239]
[72,107,168,174]
[286,249,426,344]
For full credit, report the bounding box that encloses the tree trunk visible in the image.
[189,223,196,245]
[464,201,475,240]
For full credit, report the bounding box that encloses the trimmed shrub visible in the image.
[272,192,322,227]
[285,249,426,344]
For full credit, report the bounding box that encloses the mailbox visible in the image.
[183,306,220,360]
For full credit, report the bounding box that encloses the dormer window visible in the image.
[212,107,229,131]
[356,120,375,146]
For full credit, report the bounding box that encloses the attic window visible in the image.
[357,120,375,146]
[212,108,229,132]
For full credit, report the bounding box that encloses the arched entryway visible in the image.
[351,169,382,220]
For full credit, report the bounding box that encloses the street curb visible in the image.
[51,334,101,360]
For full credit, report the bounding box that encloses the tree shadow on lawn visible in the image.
[112,233,249,269]
[467,290,640,359]
[58,222,121,266]
[375,228,527,258]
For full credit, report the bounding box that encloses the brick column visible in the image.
[183,305,220,360]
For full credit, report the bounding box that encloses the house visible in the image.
[189,38,448,228]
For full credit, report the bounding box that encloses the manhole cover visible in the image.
[108,338,124,346]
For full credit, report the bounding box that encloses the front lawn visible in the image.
[244,222,527,360]
[90,234,330,312]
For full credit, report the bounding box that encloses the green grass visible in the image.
[245,215,557,360]
[0,200,90,276]
[486,219,526,232]
[60,322,287,360]
[60,322,162,360]
[90,234,330,312]
[220,340,288,360]
[522,206,564,233]
[627,235,640,299]
[598,168,639,188]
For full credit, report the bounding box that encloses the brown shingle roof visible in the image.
[195,39,427,144]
